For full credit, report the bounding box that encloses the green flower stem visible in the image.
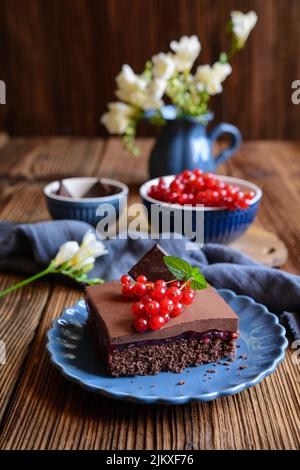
[0,266,54,299]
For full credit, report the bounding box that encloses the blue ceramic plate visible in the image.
[46,290,288,404]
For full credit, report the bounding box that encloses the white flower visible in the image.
[101,101,135,134]
[195,61,232,95]
[148,78,166,101]
[213,62,232,82]
[52,241,80,267]
[69,231,108,271]
[152,53,175,80]
[115,64,147,105]
[80,231,108,258]
[231,11,257,47]
[170,35,201,71]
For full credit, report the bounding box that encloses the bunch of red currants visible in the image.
[120,274,196,333]
[147,169,255,210]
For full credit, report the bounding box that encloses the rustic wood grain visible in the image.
[0,190,51,422]
[0,138,299,450]
[0,0,300,139]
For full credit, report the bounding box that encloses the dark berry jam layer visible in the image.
[111,329,238,352]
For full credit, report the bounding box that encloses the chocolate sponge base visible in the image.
[108,338,235,377]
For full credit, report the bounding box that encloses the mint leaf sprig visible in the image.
[163,256,207,291]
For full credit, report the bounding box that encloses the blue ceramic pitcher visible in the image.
[148,106,242,178]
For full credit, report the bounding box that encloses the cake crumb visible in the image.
[226,367,230,371]
[239,354,248,360]
[177,380,185,385]
[238,364,248,370]
[236,344,240,348]
[206,369,216,374]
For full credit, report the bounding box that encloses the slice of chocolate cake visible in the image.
[86,282,239,377]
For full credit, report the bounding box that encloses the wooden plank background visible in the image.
[0,0,300,139]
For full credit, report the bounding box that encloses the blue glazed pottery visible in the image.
[140,175,262,244]
[44,177,128,228]
[147,106,242,178]
[46,290,287,404]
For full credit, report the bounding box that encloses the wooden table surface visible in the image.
[0,136,299,450]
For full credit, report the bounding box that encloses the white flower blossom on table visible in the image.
[0,231,108,298]
[170,35,201,72]
[231,11,258,48]
[53,241,80,267]
[69,231,108,271]
[100,11,257,154]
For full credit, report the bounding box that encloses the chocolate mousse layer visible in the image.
[85,282,239,377]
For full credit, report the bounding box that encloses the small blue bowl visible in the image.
[140,175,262,244]
[44,177,128,228]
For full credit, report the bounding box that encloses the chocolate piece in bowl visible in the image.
[56,181,72,197]
[83,180,121,198]
[55,178,121,199]
[86,245,239,377]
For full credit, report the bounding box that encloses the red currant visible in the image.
[152,285,167,301]
[163,313,171,322]
[170,302,183,317]
[171,280,181,288]
[230,332,239,340]
[146,170,253,211]
[177,193,189,205]
[244,190,255,200]
[168,191,178,203]
[155,279,167,287]
[122,284,134,298]
[137,275,147,283]
[166,286,182,302]
[145,300,160,316]
[140,294,152,304]
[120,274,131,285]
[148,315,166,330]
[133,316,149,333]
[132,282,147,297]
[193,168,203,177]
[131,302,146,316]
[146,281,155,293]
[181,288,195,305]
[160,298,174,314]
[170,180,184,193]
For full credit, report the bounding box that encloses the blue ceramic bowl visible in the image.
[140,175,262,244]
[44,177,128,228]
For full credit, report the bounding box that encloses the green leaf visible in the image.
[190,277,207,290]
[191,267,199,277]
[163,256,193,280]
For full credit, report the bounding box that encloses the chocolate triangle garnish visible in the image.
[83,179,121,198]
[57,181,72,197]
[128,244,174,282]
